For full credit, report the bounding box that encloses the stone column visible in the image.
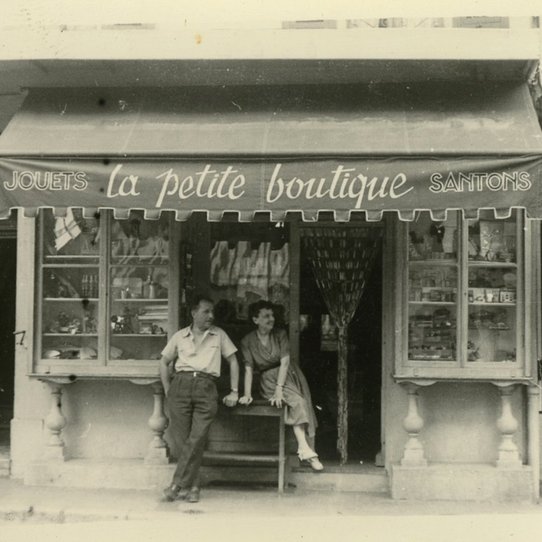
[144,382,169,465]
[43,381,68,461]
[495,384,522,468]
[400,383,427,467]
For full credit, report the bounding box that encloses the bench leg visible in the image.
[278,412,286,493]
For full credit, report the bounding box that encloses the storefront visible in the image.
[0,81,542,501]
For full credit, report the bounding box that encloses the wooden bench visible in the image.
[203,400,289,493]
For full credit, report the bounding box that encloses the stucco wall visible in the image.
[11,375,156,477]
[62,381,154,459]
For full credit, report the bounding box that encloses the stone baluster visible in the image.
[400,383,427,467]
[495,384,522,468]
[144,381,169,465]
[43,382,68,461]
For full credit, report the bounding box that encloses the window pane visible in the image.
[407,212,458,362]
[108,211,170,361]
[467,211,518,363]
[42,209,100,262]
[40,209,100,361]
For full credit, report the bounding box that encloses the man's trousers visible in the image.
[167,372,219,488]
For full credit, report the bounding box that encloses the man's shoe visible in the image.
[186,487,200,503]
[162,483,189,502]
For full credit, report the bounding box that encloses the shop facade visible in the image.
[1,81,542,501]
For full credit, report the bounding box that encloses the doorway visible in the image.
[0,236,16,447]
[298,233,383,464]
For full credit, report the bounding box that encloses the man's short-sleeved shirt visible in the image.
[161,325,237,377]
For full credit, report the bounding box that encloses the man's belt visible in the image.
[175,370,219,382]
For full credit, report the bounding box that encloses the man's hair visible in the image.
[190,294,214,312]
[248,299,274,321]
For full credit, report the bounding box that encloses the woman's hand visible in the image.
[238,395,253,406]
[269,386,284,408]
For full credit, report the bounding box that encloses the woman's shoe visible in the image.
[297,450,324,472]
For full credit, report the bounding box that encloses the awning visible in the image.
[0,83,541,220]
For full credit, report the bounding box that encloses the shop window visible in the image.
[398,210,528,380]
[35,210,177,375]
[467,212,518,363]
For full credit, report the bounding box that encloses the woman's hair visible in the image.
[248,300,274,321]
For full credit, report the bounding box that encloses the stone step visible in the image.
[24,458,389,494]
[291,463,389,493]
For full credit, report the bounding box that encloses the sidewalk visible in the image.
[0,476,541,522]
[2,478,542,542]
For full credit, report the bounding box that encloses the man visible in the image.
[160,294,239,503]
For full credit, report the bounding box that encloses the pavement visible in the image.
[1,476,541,521]
[2,477,542,541]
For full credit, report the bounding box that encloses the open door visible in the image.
[295,223,383,464]
[0,220,16,448]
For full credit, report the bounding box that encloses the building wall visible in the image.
[11,379,154,476]
[384,377,527,467]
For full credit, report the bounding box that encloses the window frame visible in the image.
[33,210,179,378]
[394,210,531,382]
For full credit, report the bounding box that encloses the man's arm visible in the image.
[159,356,173,395]
[222,353,239,407]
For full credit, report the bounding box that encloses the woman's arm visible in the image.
[270,354,289,408]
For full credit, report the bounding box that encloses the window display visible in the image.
[36,209,175,372]
[407,213,458,362]
[40,209,101,361]
[403,209,525,375]
[467,211,518,363]
[108,212,170,361]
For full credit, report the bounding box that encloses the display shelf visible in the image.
[408,355,455,361]
[111,298,167,302]
[111,333,167,337]
[467,261,517,267]
[45,255,100,260]
[408,259,457,266]
[42,263,100,269]
[408,301,456,306]
[469,302,516,307]
[44,297,99,302]
[410,325,456,330]
[468,326,511,331]
[43,333,98,337]
[110,255,169,261]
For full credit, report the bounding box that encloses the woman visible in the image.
[239,300,323,471]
